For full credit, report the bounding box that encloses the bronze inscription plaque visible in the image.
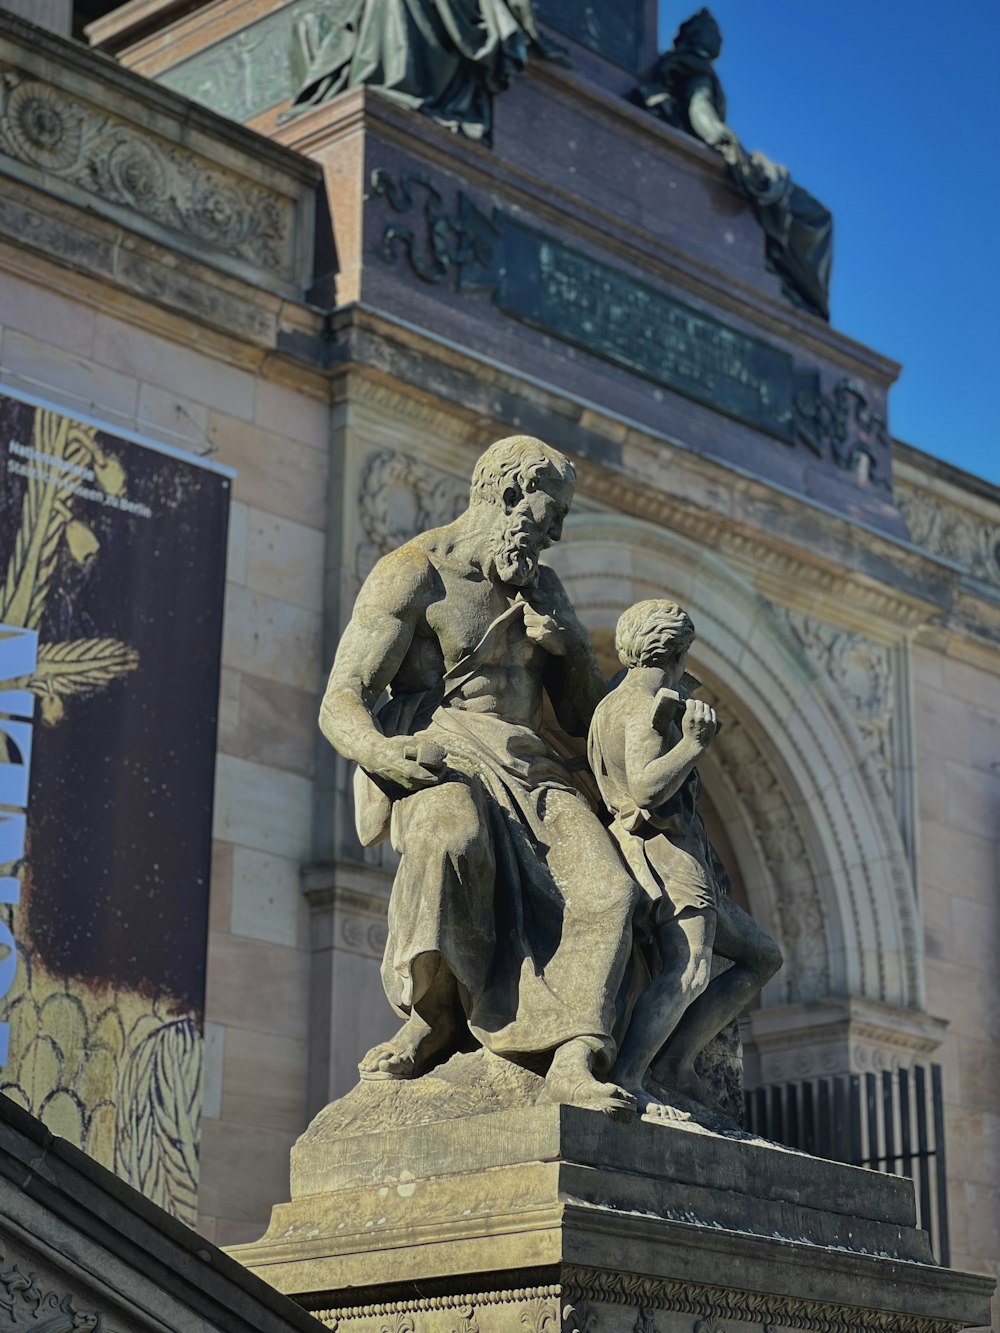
[496,219,796,440]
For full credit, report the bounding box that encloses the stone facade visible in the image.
[0,4,996,1326]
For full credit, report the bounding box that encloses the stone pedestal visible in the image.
[229,1058,993,1333]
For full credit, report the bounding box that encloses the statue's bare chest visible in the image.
[423,568,533,671]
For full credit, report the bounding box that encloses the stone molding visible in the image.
[0,14,320,297]
[0,65,291,280]
[301,866,390,960]
[311,1270,968,1333]
[744,997,949,1085]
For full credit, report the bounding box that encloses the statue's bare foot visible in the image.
[358,1013,453,1081]
[542,1038,636,1122]
[631,1086,691,1122]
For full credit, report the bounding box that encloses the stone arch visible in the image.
[547,510,921,1012]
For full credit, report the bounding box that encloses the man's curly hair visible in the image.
[469,435,575,508]
[616,599,695,668]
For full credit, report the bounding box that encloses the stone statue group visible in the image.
[322,436,781,1121]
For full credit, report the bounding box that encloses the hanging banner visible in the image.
[0,392,230,1224]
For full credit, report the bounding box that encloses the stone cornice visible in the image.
[331,316,960,636]
[0,187,329,394]
[747,997,950,1060]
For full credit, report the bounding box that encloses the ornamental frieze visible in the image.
[0,68,295,282]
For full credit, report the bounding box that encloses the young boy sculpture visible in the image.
[588,599,782,1118]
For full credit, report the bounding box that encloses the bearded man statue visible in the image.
[320,436,638,1117]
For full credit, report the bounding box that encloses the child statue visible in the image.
[588,599,782,1118]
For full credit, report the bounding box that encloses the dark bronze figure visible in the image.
[635,9,832,321]
[287,0,567,144]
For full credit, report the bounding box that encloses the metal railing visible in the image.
[745,1064,949,1265]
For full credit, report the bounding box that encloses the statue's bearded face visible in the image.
[492,470,572,587]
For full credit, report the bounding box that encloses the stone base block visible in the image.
[228,1068,994,1333]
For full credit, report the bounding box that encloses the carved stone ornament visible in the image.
[311,1268,967,1333]
[358,449,468,558]
[0,1242,103,1333]
[0,68,293,278]
[782,610,895,793]
[793,375,892,489]
[372,169,500,286]
[896,483,1000,588]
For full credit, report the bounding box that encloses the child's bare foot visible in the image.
[632,1086,690,1122]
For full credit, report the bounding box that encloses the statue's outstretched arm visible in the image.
[320,549,444,792]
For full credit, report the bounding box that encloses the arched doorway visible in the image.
[547,510,923,1026]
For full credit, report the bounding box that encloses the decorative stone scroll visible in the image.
[0,67,294,280]
[0,1241,103,1333]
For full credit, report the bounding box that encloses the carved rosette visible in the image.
[0,68,293,278]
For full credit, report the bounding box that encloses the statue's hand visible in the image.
[369,735,447,792]
[681,698,719,748]
[652,687,684,733]
[521,600,569,656]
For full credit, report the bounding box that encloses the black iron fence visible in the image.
[745,1064,949,1265]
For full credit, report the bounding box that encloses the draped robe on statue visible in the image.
[290,0,562,140]
[354,601,635,1069]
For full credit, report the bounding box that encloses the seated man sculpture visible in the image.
[588,599,782,1117]
[320,436,638,1117]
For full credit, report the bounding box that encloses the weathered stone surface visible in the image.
[232,1100,994,1330]
[0,1096,325,1333]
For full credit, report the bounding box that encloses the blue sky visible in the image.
[657,1,1000,485]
